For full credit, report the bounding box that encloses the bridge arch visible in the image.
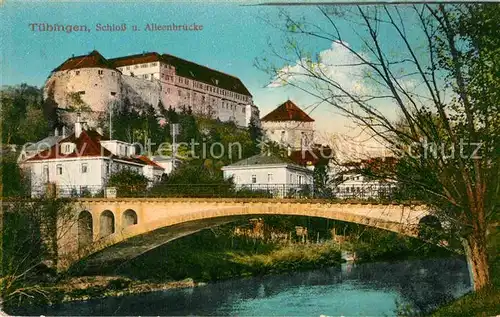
[58,199,431,271]
[99,210,115,238]
[122,209,138,228]
[77,210,93,249]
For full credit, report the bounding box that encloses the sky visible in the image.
[0,0,435,157]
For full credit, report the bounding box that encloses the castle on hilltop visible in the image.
[44,50,260,127]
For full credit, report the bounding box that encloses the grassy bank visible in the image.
[2,216,459,310]
[32,241,343,305]
[115,232,343,283]
[429,226,500,316]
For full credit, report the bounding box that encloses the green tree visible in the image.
[107,169,149,197]
[0,84,49,144]
[258,4,499,290]
[313,163,333,198]
[1,197,76,309]
[248,117,263,156]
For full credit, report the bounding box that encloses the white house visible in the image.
[221,153,314,197]
[150,155,182,175]
[335,172,396,199]
[21,116,163,197]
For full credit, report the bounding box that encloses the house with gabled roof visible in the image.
[221,153,314,197]
[21,115,164,197]
[261,100,315,150]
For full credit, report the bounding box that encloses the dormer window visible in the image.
[98,70,104,75]
[61,142,75,154]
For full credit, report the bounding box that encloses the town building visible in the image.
[260,100,315,150]
[334,172,396,199]
[221,153,314,197]
[20,116,164,197]
[334,157,398,199]
[44,50,260,128]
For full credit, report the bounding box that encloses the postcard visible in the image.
[1,1,498,316]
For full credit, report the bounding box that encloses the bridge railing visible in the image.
[29,183,398,201]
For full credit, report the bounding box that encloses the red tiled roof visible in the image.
[53,50,252,97]
[26,130,147,166]
[261,100,314,122]
[109,52,161,68]
[53,50,115,72]
[160,53,252,97]
[289,147,333,166]
[135,155,164,170]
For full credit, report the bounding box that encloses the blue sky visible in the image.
[0,1,429,141]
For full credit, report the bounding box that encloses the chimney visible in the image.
[287,145,292,157]
[75,113,82,138]
[54,127,59,137]
[62,126,66,137]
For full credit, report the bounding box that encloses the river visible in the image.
[13,257,471,316]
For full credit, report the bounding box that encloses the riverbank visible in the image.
[41,276,201,303]
[8,258,472,316]
[429,227,500,316]
[46,242,343,304]
[2,217,455,310]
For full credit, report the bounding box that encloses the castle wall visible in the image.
[121,75,161,109]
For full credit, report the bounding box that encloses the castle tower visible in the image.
[260,100,315,150]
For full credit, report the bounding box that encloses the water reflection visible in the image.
[14,257,471,316]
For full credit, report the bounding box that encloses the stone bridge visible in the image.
[56,198,433,271]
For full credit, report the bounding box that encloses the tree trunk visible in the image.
[465,232,491,291]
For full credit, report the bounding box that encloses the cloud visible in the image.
[267,41,368,96]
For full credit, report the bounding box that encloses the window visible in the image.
[185,79,189,84]
[178,90,182,96]
[111,72,115,76]
[98,70,104,75]
[75,71,80,75]
[77,91,85,95]
[81,163,88,173]
[110,92,116,96]
[43,165,49,182]
[134,65,138,69]
[64,144,71,152]
[267,173,273,183]
[298,175,303,185]
[251,175,257,184]
[56,164,63,175]
[167,88,171,94]
[106,162,110,174]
